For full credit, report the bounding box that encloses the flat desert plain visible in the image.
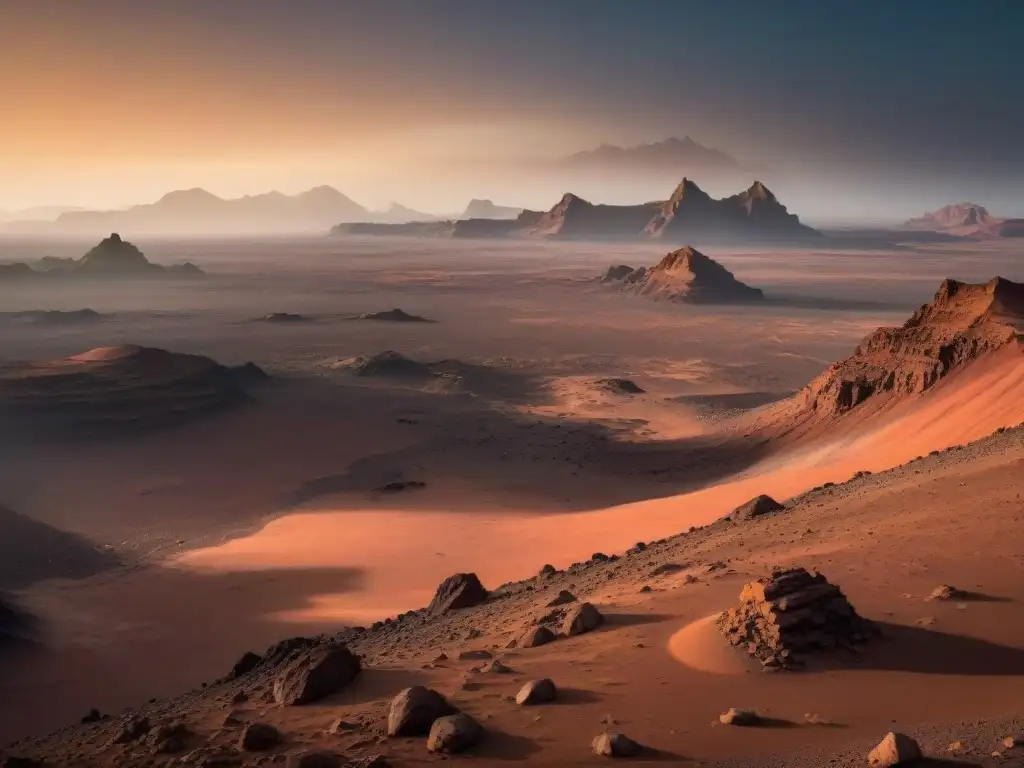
[0,235,1022,767]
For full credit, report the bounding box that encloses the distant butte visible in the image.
[601,246,765,304]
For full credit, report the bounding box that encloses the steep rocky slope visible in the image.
[792,277,1023,418]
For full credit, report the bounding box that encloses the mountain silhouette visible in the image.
[38,186,370,236]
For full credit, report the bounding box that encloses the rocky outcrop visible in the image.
[725,494,785,522]
[717,567,874,668]
[272,643,361,705]
[427,573,488,615]
[602,247,764,304]
[796,277,1024,417]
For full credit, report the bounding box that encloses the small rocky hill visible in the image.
[601,246,764,304]
[0,345,266,436]
[794,277,1024,417]
[0,234,203,280]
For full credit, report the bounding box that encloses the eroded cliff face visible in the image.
[799,277,1024,416]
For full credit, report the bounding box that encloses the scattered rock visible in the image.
[547,589,577,607]
[428,573,488,615]
[519,625,557,648]
[387,686,457,737]
[592,732,641,758]
[726,494,785,522]
[717,567,874,668]
[327,718,359,734]
[562,602,605,636]
[112,715,151,744]
[80,707,105,724]
[272,643,361,705]
[426,713,483,753]
[926,585,967,601]
[537,564,557,580]
[867,732,922,766]
[516,679,557,705]
[639,585,652,593]
[481,659,514,674]
[240,722,282,751]
[231,691,249,704]
[719,708,761,726]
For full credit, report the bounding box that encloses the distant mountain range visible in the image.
[3,187,370,236]
[902,203,1024,238]
[0,205,83,224]
[560,137,741,172]
[334,178,819,245]
[460,199,523,220]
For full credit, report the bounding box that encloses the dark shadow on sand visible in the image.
[278,378,774,514]
[602,613,677,629]
[470,728,543,760]
[0,505,120,590]
[816,621,1024,676]
[553,687,603,705]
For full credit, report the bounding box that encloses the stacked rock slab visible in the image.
[717,567,873,668]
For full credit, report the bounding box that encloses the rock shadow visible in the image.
[815,621,1024,675]
[602,613,677,629]
[471,728,543,760]
[326,667,432,707]
[553,687,602,705]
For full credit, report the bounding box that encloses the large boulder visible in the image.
[561,602,605,636]
[240,723,282,751]
[516,679,557,705]
[426,713,483,753]
[427,573,488,615]
[518,625,557,648]
[387,686,457,737]
[592,732,641,758]
[867,732,922,766]
[272,643,361,705]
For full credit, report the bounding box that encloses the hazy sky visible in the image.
[2,0,1023,219]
